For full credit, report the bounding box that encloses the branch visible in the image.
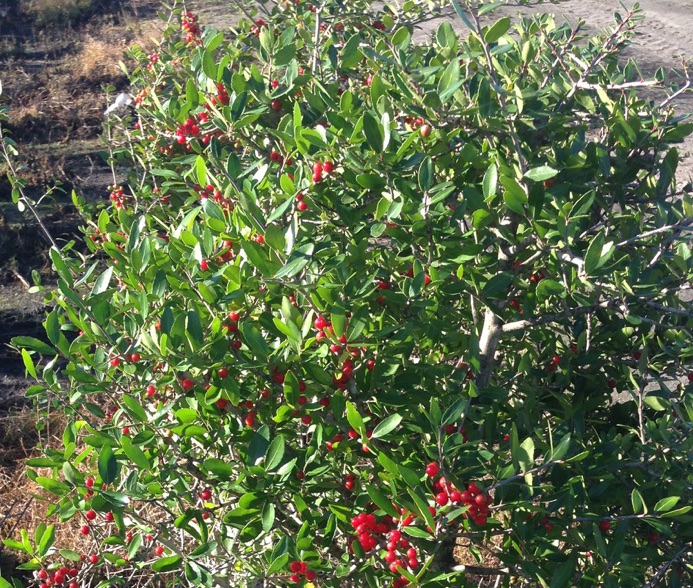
[476,309,502,388]
[502,300,615,333]
[616,217,693,247]
[575,80,660,91]
[643,544,691,588]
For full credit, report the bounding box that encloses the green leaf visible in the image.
[362,113,383,152]
[517,437,535,473]
[267,552,290,576]
[121,436,150,470]
[482,272,513,298]
[98,444,118,485]
[151,555,183,573]
[13,336,55,356]
[21,348,37,379]
[536,279,566,301]
[35,476,71,495]
[654,496,680,513]
[660,506,692,519]
[275,243,314,279]
[643,396,671,411]
[584,232,614,275]
[407,488,435,534]
[549,555,576,588]
[484,16,511,43]
[36,524,54,557]
[418,156,433,192]
[631,489,646,514]
[195,155,208,187]
[548,433,571,462]
[437,59,461,102]
[371,414,402,439]
[265,436,285,471]
[262,502,276,533]
[367,485,399,518]
[340,33,363,69]
[92,267,113,295]
[482,163,497,200]
[524,166,558,182]
[346,401,366,438]
[203,458,234,479]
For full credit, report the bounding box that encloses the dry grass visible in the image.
[67,18,162,80]
[0,408,94,576]
[23,0,93,29]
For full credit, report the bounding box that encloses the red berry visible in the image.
[110,357,120,367]
[85,509,96,521]
[425,462,439,477]
[271,99,282,111]
[80,525,90,535]
[436,492,449,506]
[155,545,164,556]
[200,259,209,271]
[181,378,194,390]
[304,569,316,581]
[301,414,312,425]
[88,553,98,564]
[85,477,94,488]
[297,200,308,211]
[599,520,611,533]
[322,160,334,173]
[200,488,212,501]
[289,560,302,573]
[130,352,140,363]
[218,367,229,378]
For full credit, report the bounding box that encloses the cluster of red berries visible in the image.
[385,529,419,588]
[146,52,159,70]
[108,185,126,208]
[181,11,201,44]
[425,463,490,527]
[251,18,267,36]
[403,115,425,129]
[350,511,417,587]
[36,562,84,588]
[312,159,334,183]
[206,82,230,108]
[546,354,561,373]
[288,560,317,583]
[402,267,432,285]
[295,191,308,211]
[197,182,226,204]
[175,117,201,144]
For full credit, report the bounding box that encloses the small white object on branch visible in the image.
[104,93,134,116]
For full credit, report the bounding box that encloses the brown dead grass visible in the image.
[0,408,93,574]
[67,19,162,80]
[23,0,93,29]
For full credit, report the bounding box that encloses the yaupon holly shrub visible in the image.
[3,0,693,586]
